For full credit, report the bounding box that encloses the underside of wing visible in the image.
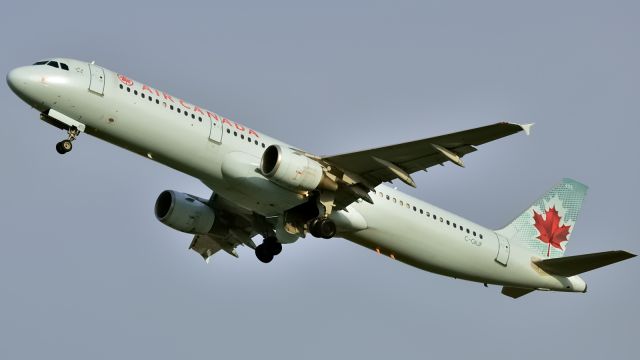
[187,193,265,262]
[318,122,531,210]
[323,122,532,189]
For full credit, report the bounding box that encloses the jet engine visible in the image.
[154,190,215,234]
[260,145,337,192]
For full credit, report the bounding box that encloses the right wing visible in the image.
[187,193,271,263]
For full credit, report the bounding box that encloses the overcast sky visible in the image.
[1,1,638,359]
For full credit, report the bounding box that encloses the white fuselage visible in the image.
[7,58,587,293]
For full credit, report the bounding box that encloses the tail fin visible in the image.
[497,178,588,259]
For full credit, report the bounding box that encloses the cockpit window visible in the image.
[32,60,69,70]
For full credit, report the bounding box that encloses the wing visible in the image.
[187,193,270,263]
[322,122,532,209]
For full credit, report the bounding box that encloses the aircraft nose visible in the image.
[6,66,31,96]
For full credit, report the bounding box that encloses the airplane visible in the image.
[7,58,635,298]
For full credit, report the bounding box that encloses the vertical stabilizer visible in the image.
[497,178,588,259]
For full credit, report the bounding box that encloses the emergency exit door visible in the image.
[209,117,223,143]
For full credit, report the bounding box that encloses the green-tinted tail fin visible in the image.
[497,178,588,259]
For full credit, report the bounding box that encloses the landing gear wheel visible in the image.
[55,140,72,154]
[264,236,282,256]
[255,244,274,263]
[310,218,336,239]
[55,142,65,154]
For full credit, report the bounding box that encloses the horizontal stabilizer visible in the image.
[502,287,535,299]
[534,250,636,277]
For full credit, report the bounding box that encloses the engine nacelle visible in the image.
[154,190,215,234]
[260,145,327,192]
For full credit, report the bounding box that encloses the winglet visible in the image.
[519,123,534,136]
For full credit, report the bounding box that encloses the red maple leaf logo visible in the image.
[118,74,134,87]
[533,206,571,257]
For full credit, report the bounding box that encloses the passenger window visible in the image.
[47,61,59,68]
[254,140,258,145]
[177,108,181,114]
[406,203,410,209]
[262,143,266,148]
[433,215,437,220]
[141,93,145,99]
[399,200,403,206]
[134,90,138,95]
[426,212,430,217]
[480,234,483,239]
[226,129,231,133]
[393,198,397,203]
[446,220,450,225]
[248,137,252,142]
[156,99,160,104]
[199,117,202,122]
[234,131,238,136]
[241,134,245,139]
[413,206,416,211]
[473,231,476,236]
[386,195,390,200]
[170,105,174,110]
[119,84,123,90]
[148,96,152,102]
[191,114,195,119]
[467,229,470,234]
[60,63,69,71]
[439,217,443,222]
[127,87,131,92]
[453,223,457,228]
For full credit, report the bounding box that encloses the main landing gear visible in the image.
[309,218,336,239]
[255,236,282,263]
[55,127,80,154]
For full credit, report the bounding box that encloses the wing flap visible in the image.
[189,234,224,262]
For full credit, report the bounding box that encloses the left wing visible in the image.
[321,122,532,209]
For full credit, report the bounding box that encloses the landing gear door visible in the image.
[495,233,510,266]
[88,63,105,95]
[209,118,223,143]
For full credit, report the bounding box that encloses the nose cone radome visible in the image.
[7,66,50,110]
[7,67,26,94]
[6,66,37,103]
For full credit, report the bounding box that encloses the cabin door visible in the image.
[495,234,510,266]
[88,63,105,95]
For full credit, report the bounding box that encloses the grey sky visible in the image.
[1,1,638,359]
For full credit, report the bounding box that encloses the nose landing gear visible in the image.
[55,127,80,154]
